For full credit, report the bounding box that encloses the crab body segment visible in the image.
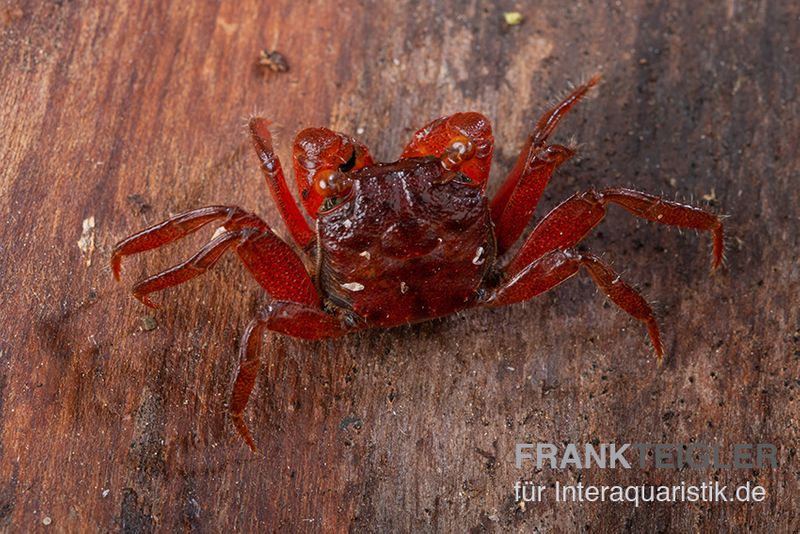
[318,156,495,327]
[111,76,724,450]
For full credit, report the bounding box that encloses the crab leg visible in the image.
[232,302,350,452]
[112,206,320,306]
[490,75,600,253]
[249,118,316,250]
[504,187,725,279]
[113,206,343,451]
[488,249,663,359]
[130,228,255,308]
[111,205,250,279]
[492,143,574,253]
[127,225,318,309]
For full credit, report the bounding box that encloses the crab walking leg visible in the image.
[129,225,320,308]
[230,318,268,452]
[490,74,600,225]
[493,144,574,254]
[249,118,316,251]
[111,205,259,280]
[489,249,663,359]
[231,302,350,452]
[130,229,248,308]
[505,188,725,279]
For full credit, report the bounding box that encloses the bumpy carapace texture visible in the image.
[111,75,725,451]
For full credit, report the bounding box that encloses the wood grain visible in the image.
[1,1,798,532]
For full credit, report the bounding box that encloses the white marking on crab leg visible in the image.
[341,282,365,292]
[359,250,371,260]
[472,246,485,265]
[400,281,408,294]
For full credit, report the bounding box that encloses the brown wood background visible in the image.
[1,1,798,532]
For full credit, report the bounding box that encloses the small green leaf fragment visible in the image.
[504,12,523,26]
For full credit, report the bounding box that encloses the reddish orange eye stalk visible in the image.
[314,169,352,198]
[441,135,476,171]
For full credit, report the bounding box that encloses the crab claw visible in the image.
[401,112,494,189]
[293,128,373,216]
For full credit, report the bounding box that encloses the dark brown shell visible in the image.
[317,157,495,327]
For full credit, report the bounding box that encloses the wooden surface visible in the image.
[1,1,798,532]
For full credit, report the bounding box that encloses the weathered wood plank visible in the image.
[1,1,797,531]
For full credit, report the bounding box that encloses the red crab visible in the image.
[111,75,724,450]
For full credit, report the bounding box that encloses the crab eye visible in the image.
[314,169,352,198]
[441,135,476,171]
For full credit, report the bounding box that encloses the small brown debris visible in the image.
[127,193,152,215]
[258,49,289,73]
[141,315,157,331]
[338,415,363,431]
[702,188,718,203]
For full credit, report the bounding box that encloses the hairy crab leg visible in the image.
[112,206,320,306]
[488,249,663,360]
[232,302,350,452]
[111,205,252,279]
[490,75,601,250]
[492,143,575,254]
[249,118,316,251]
[504,187,725,280]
